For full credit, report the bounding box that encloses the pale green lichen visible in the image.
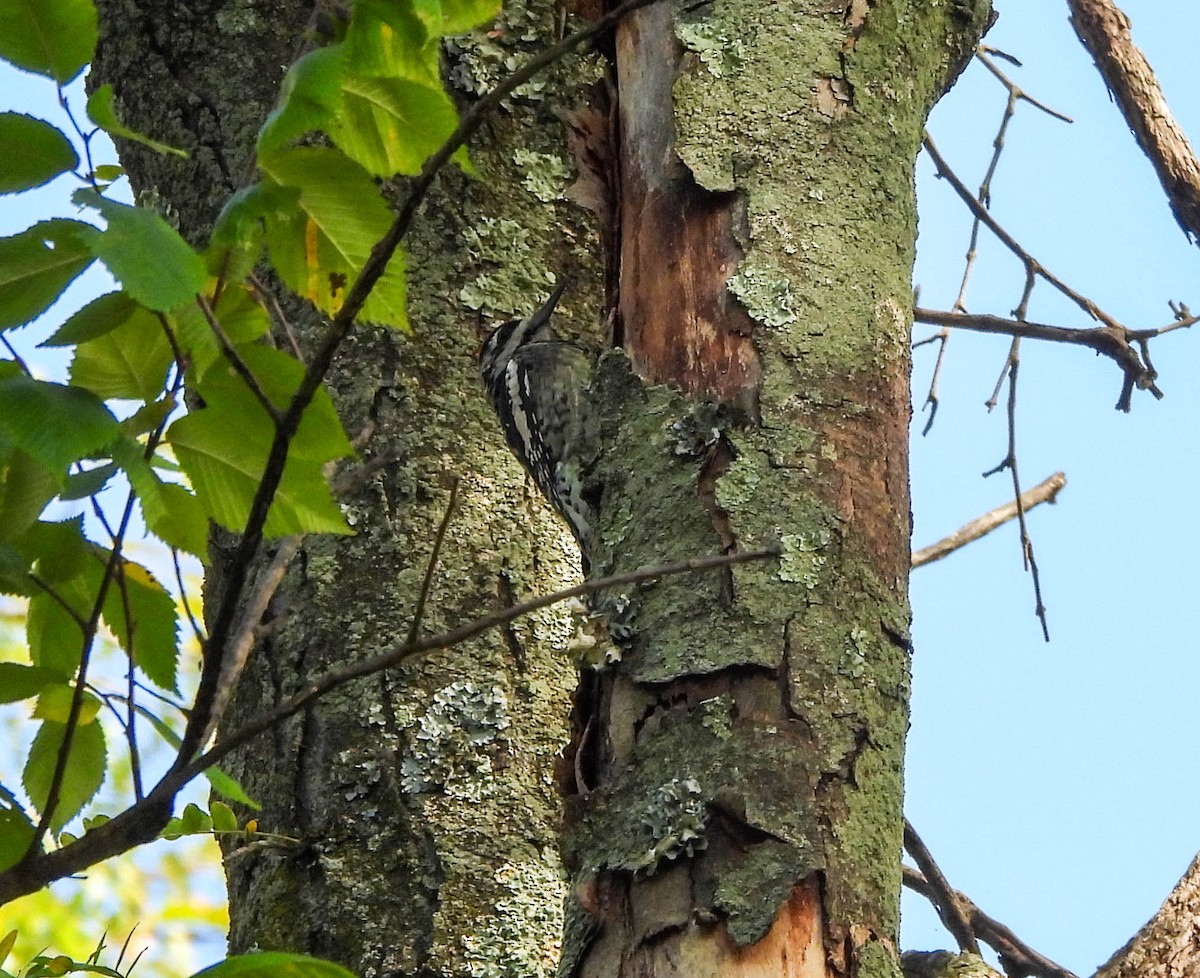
[462,848,567,978]
[627,777,708,875]
[513,148,569,202]
[714,452,760,510]
[676,18,747,80]
[727,263,799,329]
[400,681,511,799]
[778,529,831,588]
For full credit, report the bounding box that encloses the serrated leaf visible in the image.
[345,2,439,86]
[167,408,351,537]
[0,663,60,703]
[210,800,238,833]
[0,219,96,330]
[257,44,345,156]
[102,559,180,692]
[0,375,118,471]
[0,114,79,193]
[0,448,59,540]
[70,304,173,400]
[332,75,459,177]
[172,283,270,377]
[113,440,210,558]
[19,515,89,583]
[196,345,353,462]
[33,684,101,724]
[23,718,107,831]
[26,576,91,677]
[0,0,97,83]
[73,191,207,312]
[259,147,407,328]
[42,291,138,346]
[85,85,187,157]
[60,460,119,500]
[191,954,358,978]
[0,808,36,872]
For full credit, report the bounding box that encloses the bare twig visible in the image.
[405,477,459,646]
[185,548,779,783]
[903,820,980,955]
[902,866,1079,978]
[912,472,1066,568]
[1067,0,1200,241]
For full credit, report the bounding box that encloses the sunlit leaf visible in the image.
[0,0,97,83]
[70,304,174,400]
[59,460,119,500]
[437,0,501,32]
[0,376,117,473]
[210,800,238,833]
[345,2,439,86]
[102,560,180,693]
[85,85,188,157]
[26,575,91,677]
[172,283,270,377]
[0,114,78,193]
[257,44,345,156]
[332,75,459,177]
[73,191,207,312]
[0,220,95,330]
[32,684,101,724]
[191,953,357,978]
[259,147,407,328]
[23,718,107,831]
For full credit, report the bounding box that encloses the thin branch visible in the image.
[405,476,459,647]
[975,48,1074,124]
[902,866,1079,978]
[1067,0,1200,241]
[912,472,1067,568]
[186,548,779,782]
[194,294,282,422]
[903,820,980,955]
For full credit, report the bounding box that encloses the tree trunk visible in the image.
[90,0,991,976]
[92,1,601,974]
[560,3,990,977]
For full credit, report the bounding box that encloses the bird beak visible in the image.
[526,280,568,332]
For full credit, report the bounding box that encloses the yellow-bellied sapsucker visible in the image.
[478,282,596,555]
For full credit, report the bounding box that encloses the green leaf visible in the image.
[0,219,96,330]
[437,0,501,33]
[93,164,124,181]
[42,291,138,346]
[102,560,179,693]
[167,407,351,537]
[0,807,36,872]
[59,460,119,500]
[23,718,107,831]
[69,303,174,400]
[172,283,270,377]
[0,114,79,193]
[32,684,101,724]
[140,477,210,558]
[191,954,358,978]
[345,2,439,86]
[0,0,98,83]
[257,44,345,156]
[0,448,59,540]
[0,375,118,471]
[0,663,60,703]
[26,576,91,677]
[196,345,353,462]
[73,191,207,311]
[179,802,212,835]
[85,85,188,157]
[259,147,407,328]
[332,75,459,177]
[136,705,260,808]
[210,800,238,833]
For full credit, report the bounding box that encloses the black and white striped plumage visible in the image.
[478,282,595,554]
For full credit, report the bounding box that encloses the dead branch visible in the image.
[1067,0,1200,242]
[912,472,1066,568]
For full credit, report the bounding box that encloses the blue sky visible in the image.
[2,1,1198,974]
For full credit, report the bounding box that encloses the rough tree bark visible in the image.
[88,0,992,977]
[92,1,601,974]
[556,3,990,977]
